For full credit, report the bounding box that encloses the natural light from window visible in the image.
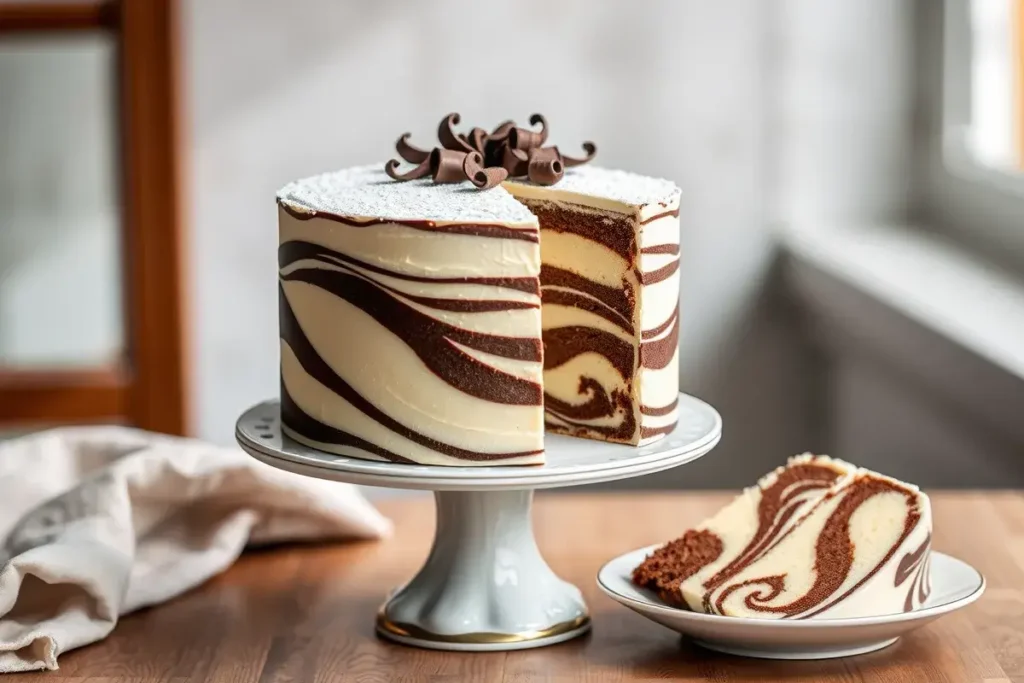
[967,0,1023,170]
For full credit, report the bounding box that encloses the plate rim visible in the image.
[597,544,986,629]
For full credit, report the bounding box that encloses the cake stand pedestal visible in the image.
[235,393,721,651]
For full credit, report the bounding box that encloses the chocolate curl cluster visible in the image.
[385,112,596,190]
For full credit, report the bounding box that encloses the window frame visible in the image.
[915,0,1024,272]
[0,0,189,434]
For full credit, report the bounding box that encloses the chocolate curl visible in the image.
[463,151,508,190]
[430,148,469,183]
[385,157,431,181]
[489,120,515,140]
[527,146,563,185]
[485,120,516,167]
[462,127,488,154]
[438,113,474,153]
[560,141,597,167]
[508,113,549,152]
[395,133,430,164]
[501,145,529,177]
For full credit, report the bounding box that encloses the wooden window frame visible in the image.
[0,0,188,435]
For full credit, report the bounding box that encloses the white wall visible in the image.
[182,0,817,486]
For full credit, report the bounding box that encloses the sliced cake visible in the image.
[633,455,933,619]
[633,454,853,607]
[276,115,681,466]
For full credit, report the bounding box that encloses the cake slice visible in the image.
[633,454,853,607]
[634,455,933,619]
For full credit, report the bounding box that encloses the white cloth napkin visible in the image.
[0,426,391,673]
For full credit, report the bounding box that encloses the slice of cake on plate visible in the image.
[633,454,933,619]
[276,114,681,466]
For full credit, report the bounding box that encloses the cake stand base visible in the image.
[375,490,590,651]
[235,394,721,651]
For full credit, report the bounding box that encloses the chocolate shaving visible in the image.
[561,141,597,168]
[385,157,431,181]
[490,120,515,140]
[507,113,549,152]
[502,145,529,177]
[527,146,563,185]
[396,133,430,164]
[430,148,469,183]
[464,152,508,190]
[464,127,488,155]
[438,113,474,153]
[485,120,515,166]
[383,112,596,190]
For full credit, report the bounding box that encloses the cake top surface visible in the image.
[278,164,681,224]
[277,165,538,225]
[505,165,680,207]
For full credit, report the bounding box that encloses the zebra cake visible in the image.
[276,114,681,466]
[633,454,933,619]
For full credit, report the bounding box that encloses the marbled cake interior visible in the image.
[633,454,934,619]
[277,165,681,465]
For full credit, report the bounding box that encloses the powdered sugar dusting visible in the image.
[506,165,680,207]
[277,164,537,224]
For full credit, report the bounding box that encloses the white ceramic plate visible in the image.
[235,394,721,491]
[597,545,985,660]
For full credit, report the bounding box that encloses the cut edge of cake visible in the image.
[634,454,934,619]
[632,453,854,606]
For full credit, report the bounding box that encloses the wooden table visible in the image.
[10,492,1023,682]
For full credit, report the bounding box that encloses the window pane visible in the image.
[965,0,1022,170]
[0,34,123,370]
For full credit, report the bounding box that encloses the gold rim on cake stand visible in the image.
[376,612,592,648]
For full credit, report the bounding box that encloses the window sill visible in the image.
[780,221,1024,447]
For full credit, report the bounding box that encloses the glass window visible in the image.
[0,34,123,370]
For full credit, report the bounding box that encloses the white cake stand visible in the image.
[235,393,721,652]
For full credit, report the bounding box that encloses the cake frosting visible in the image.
[633,454,933,618]
[277,159,680,464]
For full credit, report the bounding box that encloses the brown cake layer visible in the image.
[631,529,723,607]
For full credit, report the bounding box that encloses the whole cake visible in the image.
[277,114,681,466]
[633,454,933,619]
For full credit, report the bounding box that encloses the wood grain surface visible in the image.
[7,492,1021,682]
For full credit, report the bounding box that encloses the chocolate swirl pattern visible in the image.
[697,473,932,619]
[634,455,934,619]
[896,533,932,612]
[495,185,681,445]
[637,207,681,442]
[278,164,682,463]
[278,202,547,466]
